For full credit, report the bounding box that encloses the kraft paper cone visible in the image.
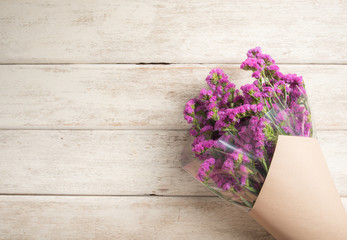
[249,135,347,239]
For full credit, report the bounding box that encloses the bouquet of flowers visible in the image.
[182,47,347,239]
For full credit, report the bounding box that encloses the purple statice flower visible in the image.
[274,80,288,95]
[196,157,215,182]
[184,98,195,111]
[242,143,253,152]
[216,85,223,96]
[242,47,276,81]
[275,111,285,122]
[200,125,214,133]
[195,114,207,126]
[184,115,194,123]
[252,71,261,79]
[184,106,193,114]
[240,84,259,95]
[214,158,223,169]
[205,68,229,91]
[206,99,217,111]
[248,116,266,160]
[199,88,213,100]
[192,142,204,155]
[247,46,262,58]
[259,54,275,65]
[282,73,303,86]
[224,103,264,123]
[203,139,215,149]
[210,172,238,192]
[233,94,244,105]
[214,112,227,131]
[219,91,231,106]
[206,111,214,119]
[192,135,205,152]
[197,92,219,121]
[282,126,292,134]
[222,149,250,172]
[274,70,283,79]
[205,69,237,110]
[192,136,216,156]
[189,128,198,137]
[240,176,247,186]
[222,157,234,173]
[242,154,250,163]
[257,102,264,112]
[225,82,236,92]
[241,84,261,104]
[184,98,199,125]
[262,86,274,98]
[224,108,237,122]
[294,120,304,135]
[222,182,231,191]
[240,58,265,72]
[286,101,311,136]
[266,64,279,71]
[239,165,247,173]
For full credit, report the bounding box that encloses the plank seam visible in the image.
[0,193,346,198]
[0,63,347,66]
[0,193,215,198]
[0,128,345,131]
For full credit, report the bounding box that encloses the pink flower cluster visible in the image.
[183,47,314,208]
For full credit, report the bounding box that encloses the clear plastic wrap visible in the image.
[182,47,315,210]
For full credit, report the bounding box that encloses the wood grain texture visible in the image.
[1,0,347,239]
[0,130,346,196]
[0,64,346,130]
[0,0,346,63]
[0,196,274,240]
[0,195,345,240]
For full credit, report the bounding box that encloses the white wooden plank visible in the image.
[0,130,346,196]
[0,195,346,240]
[0,0,346,63]
[0,196,271,240]
[0,64,346,130]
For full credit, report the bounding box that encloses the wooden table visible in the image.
[0,1,346,239]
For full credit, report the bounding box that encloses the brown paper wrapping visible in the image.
[249,135,347,239]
